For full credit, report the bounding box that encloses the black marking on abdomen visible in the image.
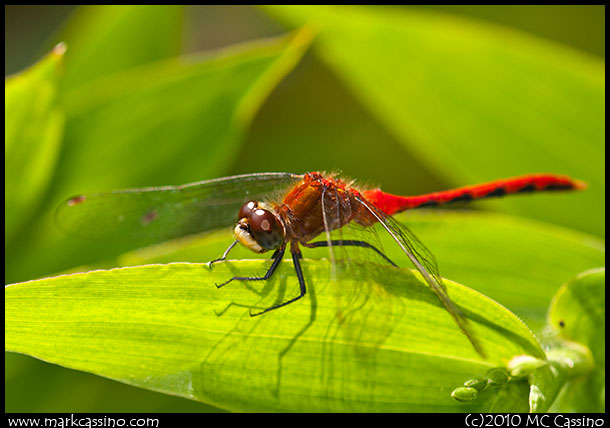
[544,183,572,191]
[450,193,474,202]
[482,187,507,198]
[418,200,439,208]
[516,184,536,193]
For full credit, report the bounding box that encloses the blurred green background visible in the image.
[5,5,604,412]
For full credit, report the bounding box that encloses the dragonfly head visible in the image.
[234,201,285,253]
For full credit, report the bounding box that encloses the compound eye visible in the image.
[249,209,284,250]
[238,201,258,220]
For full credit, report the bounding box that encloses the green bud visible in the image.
[486,368,510,385]
[451,386,479,403]
[463,376,488,391]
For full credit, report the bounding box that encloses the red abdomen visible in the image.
[362,174,586,216]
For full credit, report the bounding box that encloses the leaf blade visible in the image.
[5,44,66,244]
[6,260,543,412]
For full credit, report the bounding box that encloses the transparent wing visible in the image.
[55,172,302,246]
[355,196,485,358]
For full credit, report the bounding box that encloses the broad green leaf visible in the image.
[5,43,66,244]
[6,261,542,412]
[58,29,313,195]
[6,29,312,284]
[57,5,183,89]
[546,268,605,412]
[82,211,603,333]
[263,6,604,237]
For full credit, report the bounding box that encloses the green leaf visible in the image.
[548,268,605,358]
[58,29,313,195]
[545,268,605,412]
[6,260,542,412]
[5,43,66,244]
[57,5,184,88]
[262,5,604,237]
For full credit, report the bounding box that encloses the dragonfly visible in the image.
[56,171,585,358]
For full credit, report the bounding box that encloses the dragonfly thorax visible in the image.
[234,201,285,253]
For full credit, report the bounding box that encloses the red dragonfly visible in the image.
[57,172,585,357]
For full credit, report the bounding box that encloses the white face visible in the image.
[234,219,265,253]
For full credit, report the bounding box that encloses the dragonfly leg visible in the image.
[250,242,307,316]
[303,239,398,267]
[270,247,283,259]
[215,243,286,288]
[207,240,238,268]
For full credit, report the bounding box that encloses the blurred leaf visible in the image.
[546,268,605,412]
[5,43,66,244]
[6,29,313,284]
[57,29,313,195]
[57,5,184,88]
[548,268,605,361]
[6,260,543,412]
[263,5,604,236]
